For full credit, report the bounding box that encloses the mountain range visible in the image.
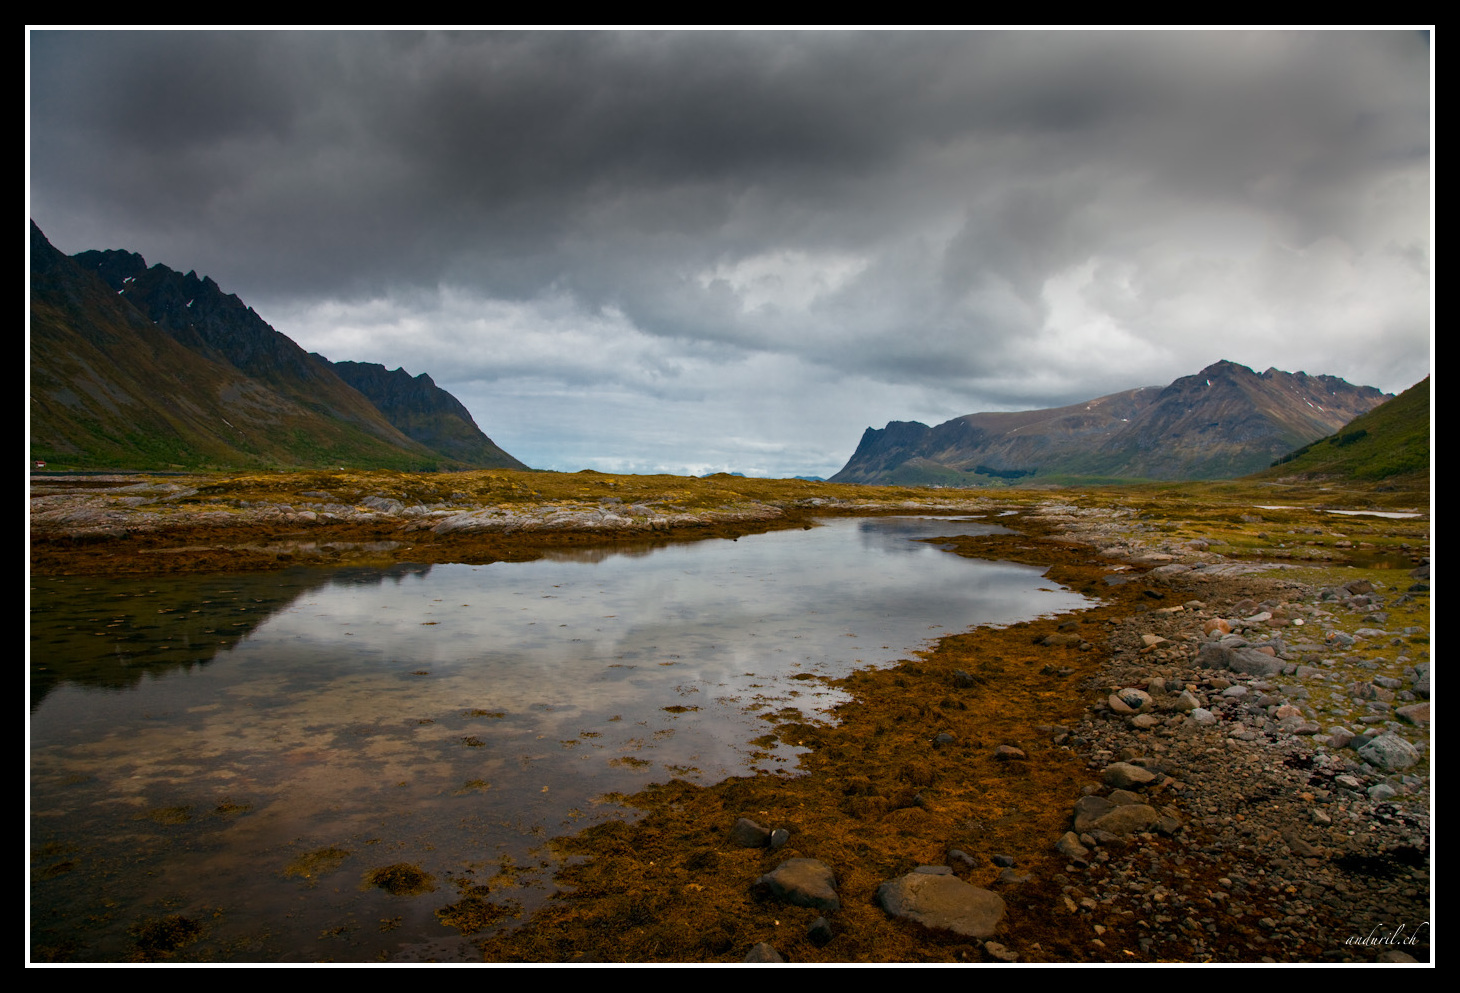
[29,222,526,472]
[31,221,1410,484]
[831,361,1393,485]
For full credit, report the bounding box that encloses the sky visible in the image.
[27,29,1433,478]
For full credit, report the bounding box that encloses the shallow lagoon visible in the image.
[30,516,1092,962]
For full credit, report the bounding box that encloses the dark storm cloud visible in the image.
[36,32,939,291]
[34,32,1427,282]
[30,29,1430,474]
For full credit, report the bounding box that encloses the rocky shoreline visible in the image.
[691,506,1433,964]
[1037,559,1431,964]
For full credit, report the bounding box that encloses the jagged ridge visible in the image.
[30,222,527,471]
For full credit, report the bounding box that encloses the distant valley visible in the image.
[831,360,1396,486]
[29,222,526,472]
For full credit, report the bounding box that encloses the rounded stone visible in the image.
[1102,762,1157,789]
[876,872,1006,939]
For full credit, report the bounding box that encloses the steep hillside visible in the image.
[72,248,420,447]
[831,361,1391,485]
[29,223,518,471]
[320,359,528,470]
[31,223,301,469]
[1256,376,1430,484]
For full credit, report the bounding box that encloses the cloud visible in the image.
[30,29,1431,475]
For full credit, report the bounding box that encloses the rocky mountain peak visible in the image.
[832,362,1391,485]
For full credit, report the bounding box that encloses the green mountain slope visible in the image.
[1256,376,1430,484]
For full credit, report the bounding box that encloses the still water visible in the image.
[29,516,1092,962]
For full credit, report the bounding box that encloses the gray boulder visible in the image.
[1357,732,1421,772]
[1090,804,1160,836]
[1055,831,1091,860]
[876,872,1006,939]
[1072,795,1159,836]
[1412,661,1430,698]
[1395,703,1430,725]
[1072,795,1117,832]
[730,817,771,847]
[1196,644,1284,677]
[743,942,784,963]
[755,858,840,912]
[1102,762,1157,789]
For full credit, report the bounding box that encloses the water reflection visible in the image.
[854,514,993,552]
[28,565,436,708]
[30,517,1092,962]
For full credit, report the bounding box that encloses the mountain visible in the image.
[30,222,364,470]
[830,361,1393,485]
[29,222,527,471]
[71,246,423,449]
[317,359,528,470]
[1256,376,1430,485]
